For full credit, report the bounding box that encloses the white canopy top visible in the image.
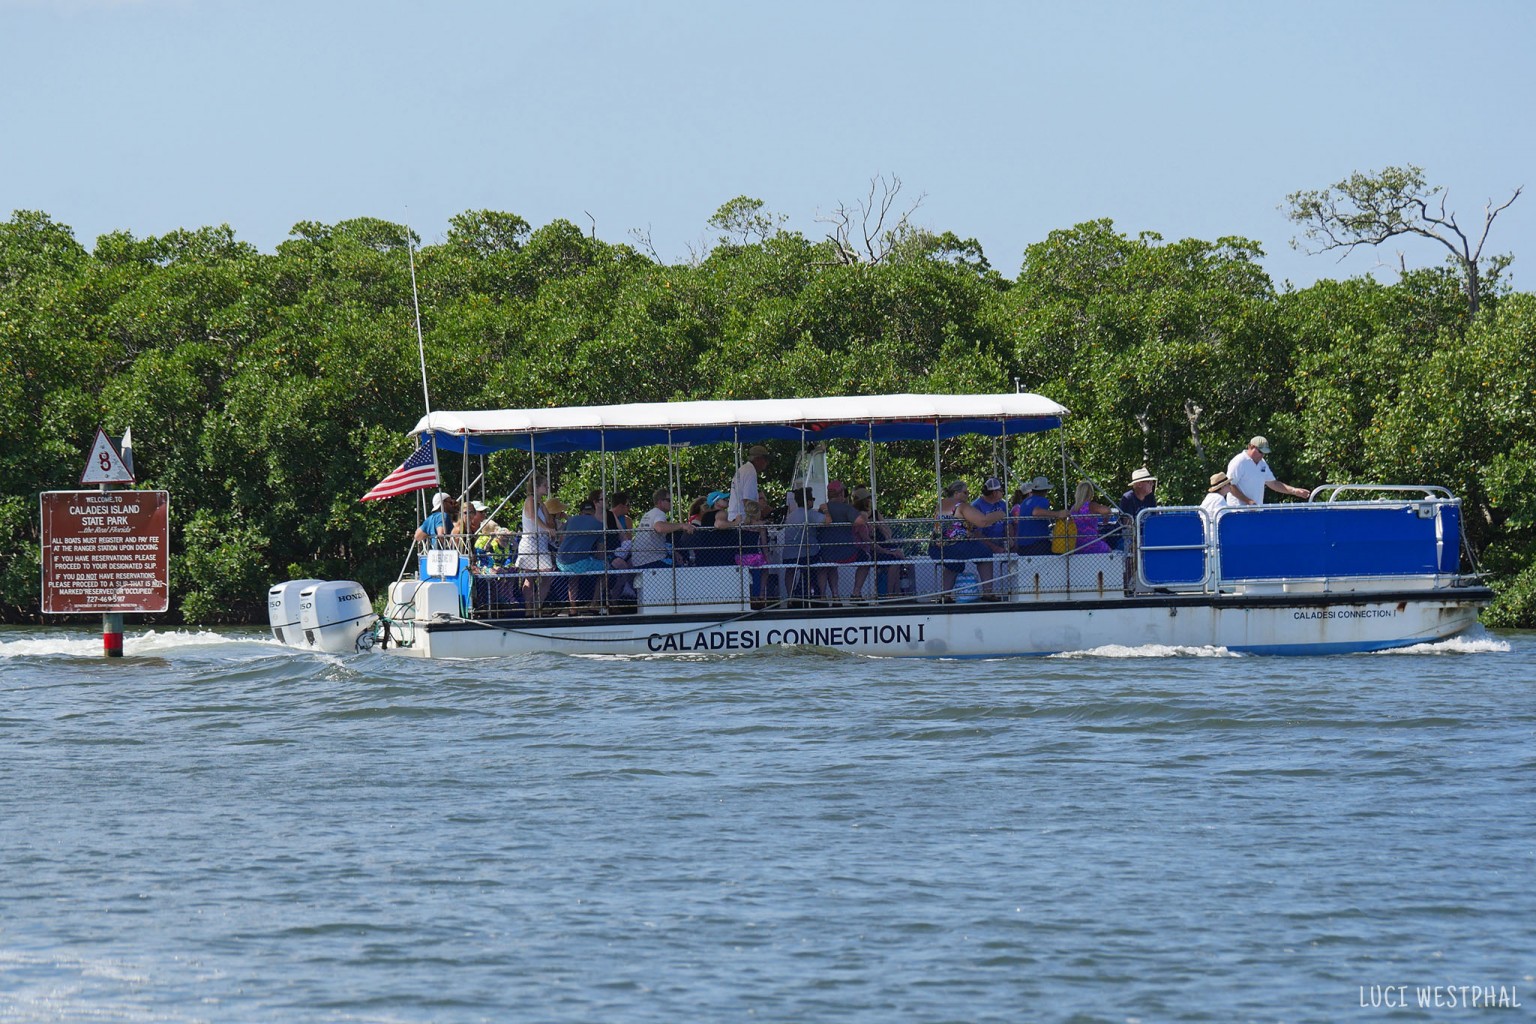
[412,393,1068,454]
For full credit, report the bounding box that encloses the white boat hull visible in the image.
[379,589,1486,659]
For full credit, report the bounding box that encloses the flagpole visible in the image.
[405,215,440,498]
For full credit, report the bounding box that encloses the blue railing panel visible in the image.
[1218,504,1442,581]
[1139,510,1208,585]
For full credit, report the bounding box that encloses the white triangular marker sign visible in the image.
[80,428,135,484]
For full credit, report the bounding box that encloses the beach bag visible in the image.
[1051,517,1076,554]
[954,569,981,603]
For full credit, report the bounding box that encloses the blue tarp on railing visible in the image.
[1217,503,1449,581]
[1137,501,1460,587]
[1139,510,1208,586]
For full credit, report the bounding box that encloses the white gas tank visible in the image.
[386,578,421,619]
[297,581,377,654]
[268,579,324,646]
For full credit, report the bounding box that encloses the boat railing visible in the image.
[1311,483,1455,503]
[413,512,1137,618]
[1136,491,1465,596]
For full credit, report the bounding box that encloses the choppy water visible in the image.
[0,626,1530,1023]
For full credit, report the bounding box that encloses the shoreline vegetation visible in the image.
[2,202,1533,627]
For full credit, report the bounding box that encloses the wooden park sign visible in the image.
[40,489,170,614]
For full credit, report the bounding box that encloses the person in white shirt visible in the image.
[1226,436,1310,506]
[727,445,770,524]
[1201,471,1237,517]
[630,489,695,569]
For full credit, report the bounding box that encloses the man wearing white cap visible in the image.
[413,492,457,547]
[1226,437,1310,506]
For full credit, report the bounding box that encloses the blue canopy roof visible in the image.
[411,393,1067,455]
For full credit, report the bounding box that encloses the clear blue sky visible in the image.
[4,0,1532,290]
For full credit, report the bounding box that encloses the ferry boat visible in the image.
[268,393,1491,658]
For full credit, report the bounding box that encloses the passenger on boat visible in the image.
[605,492,634,566]
[452,501,488,559]
[1011,476,1054,556]
[631,488,694,569]
[727,445,770,525]
[677,506,743,567]
[851,494,903,601]
[702,491,731,528]
[473,503,514,565]
[1119,468,1159,517]
[817,481,866,604]
[1226,436,1311,505]
[781,486,826,604]
[515,478,557,611]
[1113,467,1158,550]
[1046,481,1114,553]
[1201,471,1236,517]
[972,478,1011,591]
[556,500,610,613]
[932,480,1007,601]
[413,493,459,548]
[737,499,772,607]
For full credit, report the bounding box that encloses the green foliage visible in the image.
[2,205,1534,626]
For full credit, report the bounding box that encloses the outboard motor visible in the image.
[297,581,377,654]
[268,579,324,646]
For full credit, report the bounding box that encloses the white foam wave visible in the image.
[0,628,279,659]
[0,948,202,1023]
[1371,634,1512,655]
[1049,643,1238,659]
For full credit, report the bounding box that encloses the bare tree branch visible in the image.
[815,174,926,267]
[1285,165,1522,316]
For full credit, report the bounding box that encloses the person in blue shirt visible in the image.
[1115,467,1159,550]
[413,493,458,548]
[970,477,1011,599]
[556,500,609,613]
[1011,477,1054,556]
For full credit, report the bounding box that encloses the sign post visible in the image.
[40,429,168,656]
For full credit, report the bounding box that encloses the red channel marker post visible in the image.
[100,430,134,657]
[101,478,124,657]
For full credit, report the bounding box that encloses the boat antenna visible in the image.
[406,217,431,417]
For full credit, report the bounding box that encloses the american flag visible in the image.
[359,438,439,501]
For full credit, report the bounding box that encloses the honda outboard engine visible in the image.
[297,581,377,654]
[268,579,324,646]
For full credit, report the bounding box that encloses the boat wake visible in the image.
[0,628,280,659]
[1369,630,1511,655]
[1049,643,1238,659]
